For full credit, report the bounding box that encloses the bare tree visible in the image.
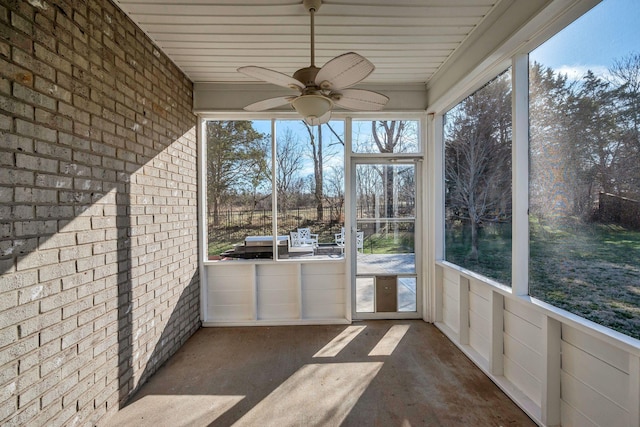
[445,71,512,260]
[610,53,640,142]
[276,129,305,216]
[301,121,346,221]
[324,165,345,222]
[371,121,408,218]
[303,123,325,220]
[395,165,416,216]
[243,162,271,225]
[356,164,382,219]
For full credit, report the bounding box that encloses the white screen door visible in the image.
[351,160,421,319]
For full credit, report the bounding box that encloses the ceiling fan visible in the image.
[237,0,389,126]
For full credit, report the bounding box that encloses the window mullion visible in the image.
[271,119,279,259]
[511,53,529,296]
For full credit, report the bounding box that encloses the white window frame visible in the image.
[426,0,639,345]
[199,112,426,265]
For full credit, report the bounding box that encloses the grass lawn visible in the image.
[209,221,415,257]
[361,232,414,254]
[445,222,513,284]
[207,220,344,258]
[446,218,640,340]
[529,217,640,339]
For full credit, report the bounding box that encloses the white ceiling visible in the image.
[113,0,498,85]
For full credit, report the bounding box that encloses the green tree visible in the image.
[609,53,640,198]
[206,121,269,226]
[571,71,619,211]
[531,57,640,219]
[529,61,577,220]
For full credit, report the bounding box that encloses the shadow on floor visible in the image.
[105,320,535,427]
[118,271,201,408]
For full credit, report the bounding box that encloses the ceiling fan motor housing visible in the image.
[293,66,321,89]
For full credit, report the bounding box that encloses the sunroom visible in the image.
[1,0,639,426]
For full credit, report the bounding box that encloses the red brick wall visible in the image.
[0,0,200,425]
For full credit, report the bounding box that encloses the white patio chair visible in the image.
[290,231,301,247]
[335,227,345,253]
[356,231,364,253]
[297,228,318,246]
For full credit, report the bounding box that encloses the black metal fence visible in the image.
[208,207,343,242]
[207,204,419,248]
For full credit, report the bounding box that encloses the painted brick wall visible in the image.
[0,0,200,425]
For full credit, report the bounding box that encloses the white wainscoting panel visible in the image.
[204,260,348,325]
[302,263,346,319]
[207,263,254,321]
[434,261,640,427]
[469,280,491,360]
[503,299,543,406]
[257,263,299,320]
[560,325,630,427]
[442,267,460,333]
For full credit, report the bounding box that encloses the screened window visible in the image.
[528,0,640,338]
[275,120,345,260]
[205,120,272,259]
[205,119,344,261]
[352,120,420,153]
[443,69,513,285]
[351,120,419,259]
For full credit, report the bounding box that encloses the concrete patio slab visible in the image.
[104,321,535,427]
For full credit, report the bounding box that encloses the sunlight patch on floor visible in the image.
[110,395,244,427]
[368,324,410,356]
[232,362,383,427]
[313,325,366,358]
[356,277,375,313]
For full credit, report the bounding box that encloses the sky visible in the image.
[250,119,345,178]
[530,0,640,79]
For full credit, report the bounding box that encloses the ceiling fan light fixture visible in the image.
[291,94,333,125]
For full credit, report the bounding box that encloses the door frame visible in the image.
[349,156,424,320]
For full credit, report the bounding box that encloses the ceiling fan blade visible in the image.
[315,52,375,90]
[332,89,389,111]
[304,110,332,126]
[238,66,305,90]
[243,96,296,112]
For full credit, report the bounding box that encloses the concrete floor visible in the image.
[105,321,535,427]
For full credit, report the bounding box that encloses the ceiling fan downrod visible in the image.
[236,0,388,125]
[304,0,322,68]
